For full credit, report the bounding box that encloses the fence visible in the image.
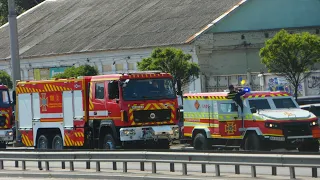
[0,150,319,179]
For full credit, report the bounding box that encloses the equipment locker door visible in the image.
[73,90,83,120]
[18,94,33,129]
[63,91,74,128]
[32,93,40,121]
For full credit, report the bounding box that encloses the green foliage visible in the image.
[0,70,12,89]
[260,29,320,99]
[53,64,99,79]
[0,0,44,25]
[137,47,200,96]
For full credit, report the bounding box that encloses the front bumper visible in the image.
[0,129,14,142]
[120,125,179,142]
[264,135,317,143]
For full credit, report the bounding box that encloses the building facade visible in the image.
[0,0,319,95]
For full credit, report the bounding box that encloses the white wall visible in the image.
[0,44,201,93]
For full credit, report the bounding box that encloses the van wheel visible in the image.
[52,135,63,150]
[193,133,209,150]
[37,135,50,149]
[244,133,263,151]
[103,134,115,150]
[298,140,319,152]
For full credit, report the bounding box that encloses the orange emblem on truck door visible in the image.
[194,100,200,110]
[225,122,236,135]
[40,93,48,111]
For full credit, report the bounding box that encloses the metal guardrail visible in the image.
[0,151,319,179]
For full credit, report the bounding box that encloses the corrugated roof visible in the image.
[0,0,242,59]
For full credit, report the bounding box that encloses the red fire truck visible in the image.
[182,89,320,152]
[16,72,179,149]
[0,85,14,148]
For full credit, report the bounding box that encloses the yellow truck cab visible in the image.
[182,90,320,152]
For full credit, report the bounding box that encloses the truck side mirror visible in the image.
[310,105,316,113]
[12,90,16,105]
[251,107,257,114]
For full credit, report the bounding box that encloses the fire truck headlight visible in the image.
[265,122,280,129]
[6,131,13,136]
[310,120,318,127]
[121,129,136,136]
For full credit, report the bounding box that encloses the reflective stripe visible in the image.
[89,110,109,116]
[40,113,63,118]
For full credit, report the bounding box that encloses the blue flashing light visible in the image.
[243,87,251,92]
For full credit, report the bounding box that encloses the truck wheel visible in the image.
[298,140,319,152]
[0,142,6,149]
[37,135,50,149]
[103,134,115,150]
[244,133,263,151]
[193,133,209,150]
[52,135,63,150]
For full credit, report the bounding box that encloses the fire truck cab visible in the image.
[0,85,14,148]
[16,72,179,150]
[182,90,320,152]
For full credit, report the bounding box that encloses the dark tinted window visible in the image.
[95,82,105,99]
[248,99,271,110]
[273,98,297,108]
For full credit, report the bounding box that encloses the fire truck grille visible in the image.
[0,116,6,127]
[133,109,172,123]
[282,122,312,137]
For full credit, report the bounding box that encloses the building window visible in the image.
[128,63,135,70]
[116,64,123,71]
[103,65,112,72]
[95,82,105,99]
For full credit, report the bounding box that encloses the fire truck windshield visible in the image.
[122,78,176,100]
[0,89,10,108]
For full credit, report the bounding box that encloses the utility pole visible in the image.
[8,0,22,146]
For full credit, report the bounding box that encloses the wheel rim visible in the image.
[104,141,114,149]
[38,137,47,149]
[53,137,63,149]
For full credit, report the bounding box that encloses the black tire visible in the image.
[102,134,116,150]
[193,133,209,150]
[0,142,6,149]
[37,135,51,149]
[244,133,263,151]
[298,140,319,152]
[52,135,63,150]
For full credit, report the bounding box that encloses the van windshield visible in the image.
[0,89,10,108]
[122,78,176,101]
[273,98,297,109]
[248,99,271,110]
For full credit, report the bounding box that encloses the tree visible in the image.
[260,29,320,100]
[0,0,44,25]
[137,47,200,96]
[53,64,99,78]
[0,70,13,89]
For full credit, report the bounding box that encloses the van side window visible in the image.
[220,103,237,113]
[95,82,105,99]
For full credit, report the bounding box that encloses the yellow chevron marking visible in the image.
[144,103,151,110]
[153,103,161,110]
